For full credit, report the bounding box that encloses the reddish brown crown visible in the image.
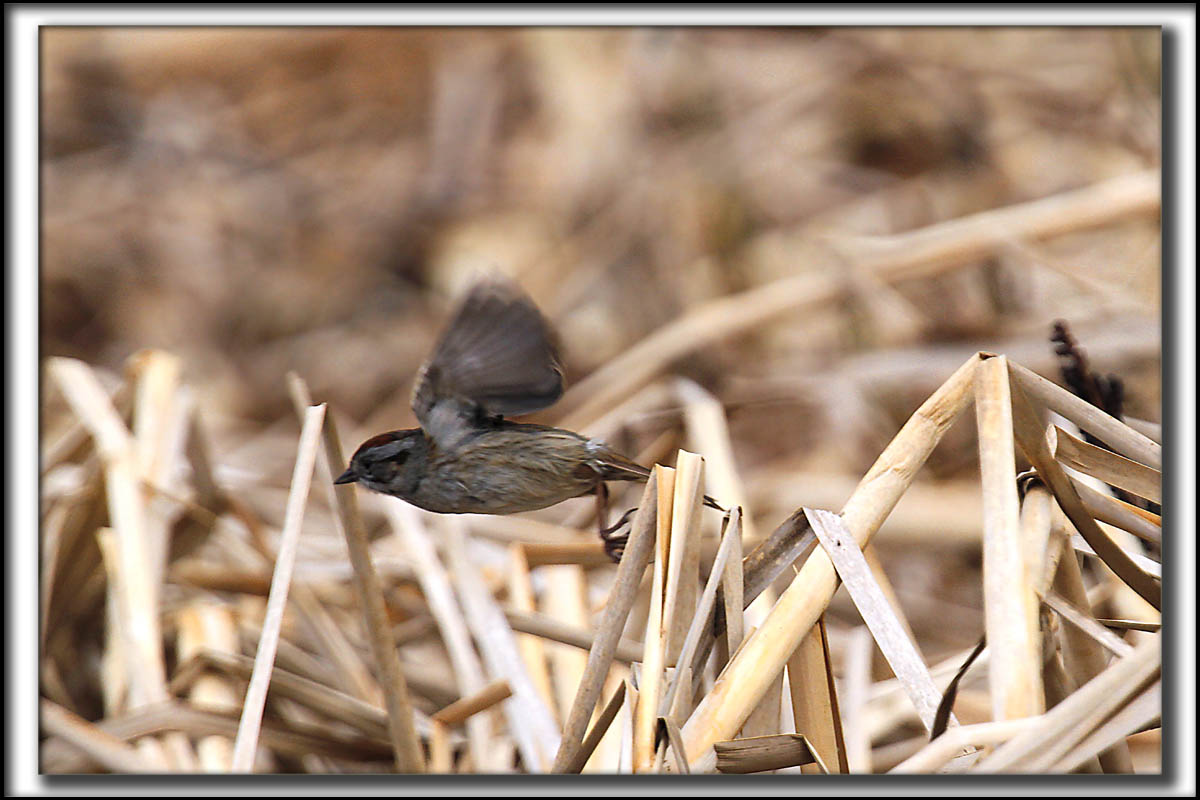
[356,431,402,453]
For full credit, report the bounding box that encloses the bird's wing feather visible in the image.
[586,448,652,482]
[412,277,564,451]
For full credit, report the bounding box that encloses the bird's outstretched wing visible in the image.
[412,277,564,451]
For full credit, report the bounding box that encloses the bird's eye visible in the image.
[370,451,407,481]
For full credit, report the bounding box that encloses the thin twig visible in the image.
[287,374,425,772]
[232,403,326,772]
[552,473,659,773]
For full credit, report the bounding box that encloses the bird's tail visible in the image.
[591,449,725,511]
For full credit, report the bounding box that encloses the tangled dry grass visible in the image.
[39,27,1162,775]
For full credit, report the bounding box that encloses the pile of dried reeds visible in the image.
[40,341,1161,774]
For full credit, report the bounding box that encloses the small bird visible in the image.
[335,277,720,559]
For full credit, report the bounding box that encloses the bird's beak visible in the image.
[334,468,358,485]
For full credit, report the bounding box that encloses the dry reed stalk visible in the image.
[585,671,630,772]
[652,453,714,768]
[975,355,1044,721]
[1007,361,1161,471]
[552,472,659,773]
[1047,425,1161,505]
[633,465,676,772]
[1097,619,1161,633]
[38,501,71,648]
[1072,479,1162,545]
[862,544,919,646]
[1042,591,1135,658]
[657,718,691,774]
[291,588,384,707]
[1048,679,1160,773]
[732,591,781,743]
[49,358,183,768]
[1021,484,1058,596]
[542,564,590,726]
[40,699,169,773]
[93,529,130,716]
[503,608,644,664]
[127,351,185,597]
[1040,639,1078,738]
[661,508,742,724]
[433,680,514,726]
[172,649,396,740]
[616,680,639,773]
[739,509,817,605]
[170,562,273,595]
[42,381,132,471]
[1123,417,1161,443]
[182,402,223,512]
[786,618,848,774]
[890,719,1036,773]
[865,643,992,743]
[719,511,745,662]
[713,733,824,774]
[680,352,980,771]
[286,375,425,772]
[429,721,453,772]
[662,451,706,665]
[574,682,626,772]
[806,507,949,734]
[1025,492,1080,762]
[384,501,492,767]
[521,541,610,567]
[444,518,562,772]
[775,688,804,770]
[672,503,805,707]
[285,385,399,709]
[840,625,874,773]
[972,636,1159,773]
[1007,374,1160,610]
[508,545,558,719]
[44,700,397,767]
[559,170,1158,429]
[231,402,326,772]
[175,604,240,771]
[1069,534,1162,579]
[239,616,457,707]
[1049,537,1135,773]
[236,618,322,682]
[49,361,166,701]
[676,378,755,539]
[871,735,928,772]
[1092,546,1162,652]
[248,604,376,710]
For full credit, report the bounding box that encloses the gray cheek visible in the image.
[355,466,397,496]
[358,475,384,492]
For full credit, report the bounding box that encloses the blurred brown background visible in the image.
[41,26,1160,418]
[39,27,1162,757]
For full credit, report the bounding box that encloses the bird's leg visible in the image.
[594,480,609,534]
[594,481,627,561]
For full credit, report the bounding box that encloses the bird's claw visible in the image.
[598,506,638,562]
